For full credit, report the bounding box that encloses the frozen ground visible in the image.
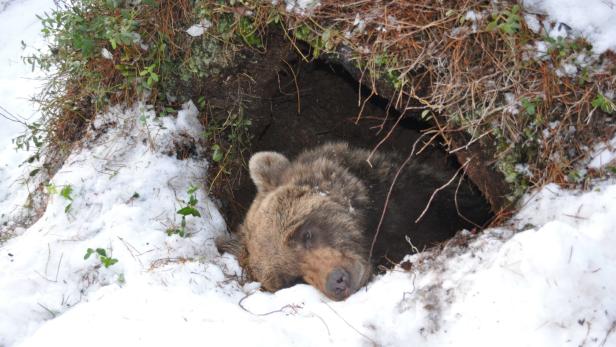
[1,1,616,347]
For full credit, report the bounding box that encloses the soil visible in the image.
[220,53,480,231]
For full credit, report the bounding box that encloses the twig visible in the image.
[37,303,56,318]
[238,291,302,316]
[117,236,144,268]
[0,104,28,126]
[601,320,616,347]
[415,159,469,223]
[54,253,63,282]
[369,133,428,261]
[322,300,378,345]
[44,243,51,275]
[453,167,484,229]
[281,59,301,115]
[309,311,332,337]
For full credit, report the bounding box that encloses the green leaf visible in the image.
[592,94,615,114]
[64,203,72,214]
[102,257,118,268]
[486,20,498,32]
[60,185,73,200]
[84,248,94,260]
[46,184,57,195]
[177,207,201,217]
[187,185,198,194]
[96,248,107,257]
[166,228,177,236]
[212,144,223,162]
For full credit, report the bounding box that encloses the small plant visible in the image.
[487,5,521,35]
[591,93,616,115]
[202,107,253,191]
[47,183,74,213]
[238,17,263,48]
[84,247,118,268]
[166,185,201,237]
[545,36,581,59]
[139,63,160,89]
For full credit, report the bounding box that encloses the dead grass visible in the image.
[263,0,616,205]
[24,0,616,219]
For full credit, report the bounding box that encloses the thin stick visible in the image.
[369,133,428,261]
[37,303,56,318]
[601,320,616,347]
[54,253,63,282]
[322,300,377,345]
[281,59,301,115]
[415,160,469,223]
[238,291,302,316]
[453,168,483,229]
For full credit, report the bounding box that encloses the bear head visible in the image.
[218,150,373,301]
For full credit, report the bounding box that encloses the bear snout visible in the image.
[299,247,368,300]
[326,267,352,300]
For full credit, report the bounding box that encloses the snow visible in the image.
[1,1,616,347]
[284,0,319,15]
[0,0,53,227]
[523,0,616,53]
[588,136,616,169]
[186,19,212,37]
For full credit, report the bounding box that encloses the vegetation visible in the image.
[84,247,118,268]
[166,185,201,237]
[16,0,616,216]
[46,183,74,213]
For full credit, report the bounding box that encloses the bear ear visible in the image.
[249,151,290,193]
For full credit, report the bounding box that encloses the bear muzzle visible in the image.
[325,267,352,300]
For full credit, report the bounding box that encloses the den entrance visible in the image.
[218,55,493,239]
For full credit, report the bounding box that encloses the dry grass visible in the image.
[26,0,616,217]
[266,0,616,204]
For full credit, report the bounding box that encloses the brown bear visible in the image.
[217,142,491,301]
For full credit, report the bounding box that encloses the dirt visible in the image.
[219,53,478,231]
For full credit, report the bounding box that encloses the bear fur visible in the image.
[217,142,491,300]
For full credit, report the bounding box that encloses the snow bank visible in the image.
[0,0,54,226]
[523,0,616,53]
[0,102,227,346]
[10,141,616,347]
[4,99,615,347]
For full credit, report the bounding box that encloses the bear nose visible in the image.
[325,268,351,300]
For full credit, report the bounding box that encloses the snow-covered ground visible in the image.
[0,0,52,228]
[1,1,616,347]
[523,0,616,53]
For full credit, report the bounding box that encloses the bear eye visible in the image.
[291,224,316,249]
[301,228,312,247]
